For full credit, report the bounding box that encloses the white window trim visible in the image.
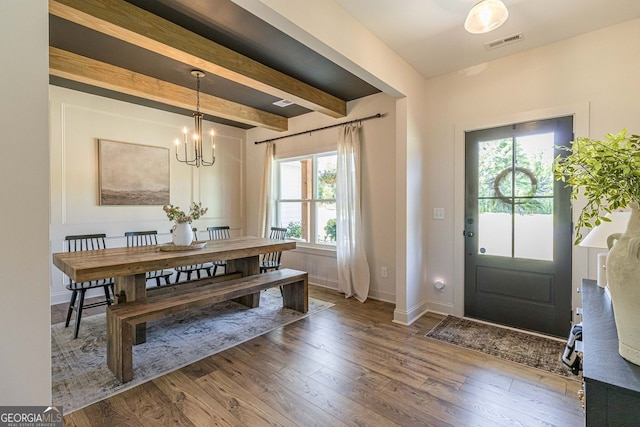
[275,151,337,250]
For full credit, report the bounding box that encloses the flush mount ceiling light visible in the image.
[464,0,509,34]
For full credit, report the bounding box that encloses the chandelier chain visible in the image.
[196,75,201,113]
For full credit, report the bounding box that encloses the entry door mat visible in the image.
[52,288,334,413]
[425,316,579,380]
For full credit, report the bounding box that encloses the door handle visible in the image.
[466,231,474,237]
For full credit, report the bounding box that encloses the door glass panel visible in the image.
[515,133,555,198]
[477,138,513,256]
[478,199,512,257]
[514,213,553,260]
[513,132,555,260]
[476,133,555,260]
[478,138,512,198]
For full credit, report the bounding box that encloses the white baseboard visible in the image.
[51,287,107,306]
[309,275,338,290]
[393,298,454,326]
[367,289,395,303]
[426,299,455,317]
[393,299,429,326]
[51,276,341,306]
[51,275,398,307]
[51,293,68,305]
[309,278,396,304]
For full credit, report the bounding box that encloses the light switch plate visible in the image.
[433,208,445,220]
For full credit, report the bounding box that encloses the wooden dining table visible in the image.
[52,235,296,343]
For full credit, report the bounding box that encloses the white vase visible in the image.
[172,222,193,246]
[606,202,640,366]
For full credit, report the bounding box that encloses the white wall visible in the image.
[233,0,640,325]
[49,86,246,304]
[422,18,640,319]
[232,0,429,323]
[0,0,51,405]
[246,93,397,302]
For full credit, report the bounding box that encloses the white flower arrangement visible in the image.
[163,202,208,223]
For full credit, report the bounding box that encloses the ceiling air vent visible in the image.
[484,32,524,50]
[273,99,294,107]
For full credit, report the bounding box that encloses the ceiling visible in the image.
[49,0,380,130]
[335,0,640,79]
[49,0,640,131]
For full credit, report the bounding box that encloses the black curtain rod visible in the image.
[254,113,385,144]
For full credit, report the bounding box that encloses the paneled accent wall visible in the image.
[49,86,245,304]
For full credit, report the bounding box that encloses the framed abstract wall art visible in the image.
[98,139,170,205]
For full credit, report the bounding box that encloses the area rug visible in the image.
[425,316,579,380]
[52,288,333,413]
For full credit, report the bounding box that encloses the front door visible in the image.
[464,116,573,337]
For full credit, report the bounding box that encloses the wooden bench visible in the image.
[106,268,308,382]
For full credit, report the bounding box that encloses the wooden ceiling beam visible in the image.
[50,47,288,132]
[49,0,347,119]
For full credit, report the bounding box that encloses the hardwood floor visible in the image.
[56,286,584,426]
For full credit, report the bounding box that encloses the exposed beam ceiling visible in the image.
[50,47,288,131]
[49,0,347,123]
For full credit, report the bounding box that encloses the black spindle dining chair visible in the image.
[207,226,231,276]
[63,234,114,339]
[124,230,174,286]
[259,226,288,273]
[174,228,213,281]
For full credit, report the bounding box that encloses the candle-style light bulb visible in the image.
[210,129,215,157]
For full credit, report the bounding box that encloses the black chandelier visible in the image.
[174,70,216,167]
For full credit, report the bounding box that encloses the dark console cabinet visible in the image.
[582,279,640,426]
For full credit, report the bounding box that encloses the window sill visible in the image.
[291,244,336,258]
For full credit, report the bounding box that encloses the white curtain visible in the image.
[336,123,370,302]
[258,142,274,238]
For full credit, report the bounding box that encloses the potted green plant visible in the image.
[554,129,640,365]
[554,129,640,243]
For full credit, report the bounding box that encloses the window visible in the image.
[276,152,337,247]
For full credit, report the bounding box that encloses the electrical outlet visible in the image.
[381,267,388,278]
